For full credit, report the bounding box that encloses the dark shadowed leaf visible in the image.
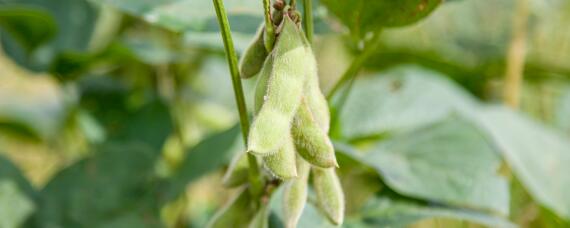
[0,0,98,71]
[0,6,56,52]
[33,143,163,227]
[320,0,441,38]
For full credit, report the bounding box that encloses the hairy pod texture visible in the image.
[292,99,337,168]
[247,16,308,156]
[282,155,310,228]
[312,168,345,225]
[222,152,249,188]
[239,23,268,79]
[263,135,298,179]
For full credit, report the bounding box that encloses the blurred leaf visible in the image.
[336,116,509,215]
[476,106,570,219]
[0,0,98,71]
[320,0,441,38]
[33,143,163,227]
[0,63,69,140]
[161,124,242,202]
[94,0,261,33]
[378,0,570,78]
[0,5,56,52]
[555,89,570,135]
[0,180,35,228]
[338,65,478,140]
[0,155,36,199]
[111,100,173,151]
[355,197,515,228]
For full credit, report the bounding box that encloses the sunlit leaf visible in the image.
[338,65,478,140]
[476,106,570,219]
[336,116,509,215]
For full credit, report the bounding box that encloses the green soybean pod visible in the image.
[304,48,330,133]
[247,15,308,156]
[253,54,274,114]
[292,99,337,168]
[239,23,268,79]
[282,155,309,228]
[312,167,345,226]
[207,187,256,228]
[263,135,297,179]
[222,152,249,188]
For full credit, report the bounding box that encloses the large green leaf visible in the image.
[338,65,478,140]
[320,0,441,38]
[0,6,56,52]
[476,106,570,219]
[32,143,163,227]
[355,197,515,228]
[336,116,509,215]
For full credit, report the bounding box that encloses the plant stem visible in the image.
[212,0,263,199]
[326,32,382,100]
[302,0,313,43]
[503,0,529,109]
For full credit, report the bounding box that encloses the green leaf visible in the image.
[161,125,242,202]
[355,197,515,228]
[320,0,441,38]
[0,0,98,71]
[476,106,570,219]
[0,73,68,140]
[94,0,262,33]
[0,180,35,228]
[336,116,509,215]
[0,5,57,52]
[0,155,36,198]
[378,0,570,77]
[33,143,163,227]
[338,65,478,140]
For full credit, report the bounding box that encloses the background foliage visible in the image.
[1,0,569,227]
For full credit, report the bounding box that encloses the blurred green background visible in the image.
[1,0,570,227]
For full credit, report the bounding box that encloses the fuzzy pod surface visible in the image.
[263,134,298,179]
[292,99,337,168]
[239,23,269,79]
[312,167,345,225]
[282,155,310,228]
[247,15,309,156]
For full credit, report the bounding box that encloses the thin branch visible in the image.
[212,0,263,199]
[503,0,529,109]
[326,32,382,100]
[302,0,313,43]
